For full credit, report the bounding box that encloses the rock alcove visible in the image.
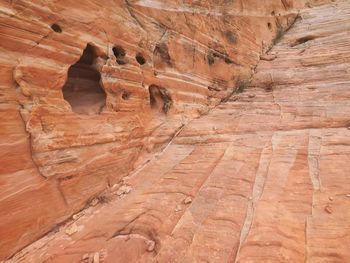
[149,84,172,114]
[62,44,106,115]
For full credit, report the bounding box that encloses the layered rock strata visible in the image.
[0,0,318,259]
[5,0,349,262]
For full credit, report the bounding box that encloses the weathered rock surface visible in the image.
[1,0,319,260]
[3,0,349,262]
[1,0,315,260]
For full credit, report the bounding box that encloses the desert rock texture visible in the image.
[1,0,349,262]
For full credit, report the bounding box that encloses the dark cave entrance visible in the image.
[62,44,106,115]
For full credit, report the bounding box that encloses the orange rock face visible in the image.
[0,0,341,261]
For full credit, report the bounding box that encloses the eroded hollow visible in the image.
[62,44,106,115]
[149,85,172,114]
[136,53,146,65]
[122,91,130,100]
[113,45,126,65]
[291,35,317,47]
[51,23,62,33]
[267,22,273,31]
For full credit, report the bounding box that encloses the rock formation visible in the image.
[0,0,344,262]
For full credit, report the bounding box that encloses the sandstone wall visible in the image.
[0,0,310,260]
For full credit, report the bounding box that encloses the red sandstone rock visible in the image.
[260,54,277,61]
[0,0,342,262]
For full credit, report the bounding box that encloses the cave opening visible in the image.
[149,84,172,114]
[62,44,106,115]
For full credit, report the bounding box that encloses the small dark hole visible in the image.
[212,52,221,59]
[113,46,126,58]
[136,53,146,65]
[265,85,273,92]
[113,46,127,64]
[122,92,130,100]
[116,59,126,65]
[267,22,272,31]
[51,23,62,33]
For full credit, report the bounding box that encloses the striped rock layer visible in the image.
[0,0,339,261]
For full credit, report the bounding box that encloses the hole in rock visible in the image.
[51,23,62,33]
[113,46,126,65]
[122,91,130,100]
[136,53,146,65]
[149,84,172,114]
[267,22,273,31]
[291,35,317,47]
[62,44,106,115]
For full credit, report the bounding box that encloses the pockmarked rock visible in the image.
[0,0,340,261]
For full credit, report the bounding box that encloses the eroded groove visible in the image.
[291,35,318,47]
[234,139,273,262]
[308,130,322,191]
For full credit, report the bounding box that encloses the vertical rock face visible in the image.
[0,0,328,260]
